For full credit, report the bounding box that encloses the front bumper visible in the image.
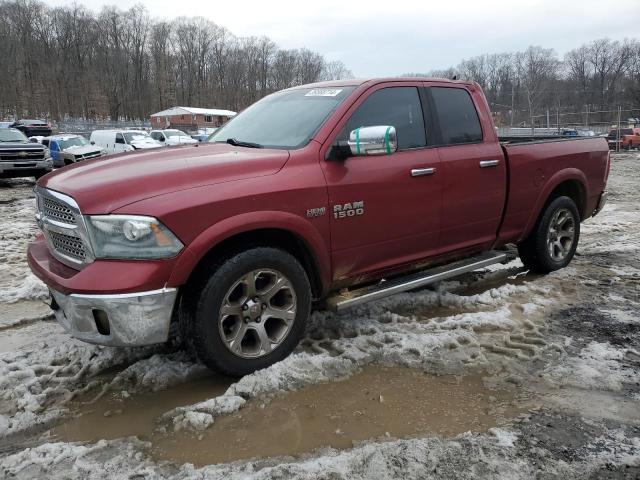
[50,287,178,346]
[0,159,52,177]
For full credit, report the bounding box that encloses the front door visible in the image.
[321,84,442,283]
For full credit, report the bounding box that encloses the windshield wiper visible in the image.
[226,138,263,149]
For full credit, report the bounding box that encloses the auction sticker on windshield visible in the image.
[305,88,343,97]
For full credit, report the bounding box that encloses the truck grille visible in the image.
[35,187,92,268]
[42,197,76,224]
[0,149,45,161]
[48,231,86,261]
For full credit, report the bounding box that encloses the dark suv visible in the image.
[10,119,52,137]
[0,128,52,179]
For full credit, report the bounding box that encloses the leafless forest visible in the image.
[1,0,639,128]
[413,40,640,128]
[0,0,353,120]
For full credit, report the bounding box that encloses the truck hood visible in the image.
[63,145,103,156]
[40,143,290,213]
[130,137,162,149]
[165,136,197,146]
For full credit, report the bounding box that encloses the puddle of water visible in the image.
[52,365,521,467]
[52,375,231,442]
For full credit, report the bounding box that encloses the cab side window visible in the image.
[115,133,125,144]
[340,87,427,150]
[431,87,482,145]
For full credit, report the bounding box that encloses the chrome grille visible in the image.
[35,187,92,268]
[42,197,76,225]
[48,231,86,261]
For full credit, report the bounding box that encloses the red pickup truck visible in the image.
[28,78,610,376]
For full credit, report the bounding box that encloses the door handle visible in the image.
[411,167,436,177]
[479,160,500,168]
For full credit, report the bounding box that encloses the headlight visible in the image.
[44,148,51,159]
[85,215,183,259]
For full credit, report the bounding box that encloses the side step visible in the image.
[326,250,510,312]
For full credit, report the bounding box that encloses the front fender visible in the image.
[521,168,588,241]
[167,210,331,294]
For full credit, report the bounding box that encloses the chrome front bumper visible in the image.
[50,287,178,347]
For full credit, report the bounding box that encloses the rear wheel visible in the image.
[517,196,580,273]
[185,247,311,377]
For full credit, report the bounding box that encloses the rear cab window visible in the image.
[339,86,427,150]
[430,87,483,145]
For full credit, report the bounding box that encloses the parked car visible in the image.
[29,77,609,377]
[40,135,107,167]
[11,119,52,137]
[606,127,640,150]
[89,130,162,154]
[0,128,52,179]
[576,129,596,137]
[150,129,198,146]
[191,128,218,142]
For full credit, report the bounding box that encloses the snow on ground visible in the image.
[1,154,640,478]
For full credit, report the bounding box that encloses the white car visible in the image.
[150,129,198,146]
[89,130,162,154]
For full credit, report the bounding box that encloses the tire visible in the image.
[517,196,580,274]
[184,247,311,377]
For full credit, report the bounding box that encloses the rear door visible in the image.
[321,83,442,281]
[427,85,506,253]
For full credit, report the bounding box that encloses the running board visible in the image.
[326,251,510,312]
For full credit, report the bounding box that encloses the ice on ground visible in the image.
[489,427,519,447]
[543,341,634,392]
[0,274,48,303]
[0,340,160,438]
[3,426,640,479]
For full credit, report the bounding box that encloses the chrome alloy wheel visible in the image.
[547,207,576,262]
[218,269,297,359]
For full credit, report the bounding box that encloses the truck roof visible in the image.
[290,77,475,90]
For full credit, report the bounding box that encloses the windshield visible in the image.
[58,137,90,149]
[165,130,188,138]
[0,129,28,142]
[209,86,355,149]
[123,131,150,143]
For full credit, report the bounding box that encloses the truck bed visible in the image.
[497,136,609,245]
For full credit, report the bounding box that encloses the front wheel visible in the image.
[187,247,311,377]
[517,196,580,274]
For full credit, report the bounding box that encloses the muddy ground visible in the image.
[0,153,638,479]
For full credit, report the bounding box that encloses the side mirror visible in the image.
[90,141,95,145]
[348,126,397,156]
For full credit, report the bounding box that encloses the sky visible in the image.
[47,0,640,77]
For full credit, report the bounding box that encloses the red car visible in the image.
[607,127,640,150]
[28,78,610,376]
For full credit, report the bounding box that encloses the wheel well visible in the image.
[548,180,586,219]
[186,228,323,299]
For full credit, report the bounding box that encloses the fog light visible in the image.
[92,309,110,335]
